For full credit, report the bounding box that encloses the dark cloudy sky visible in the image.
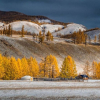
[0,0,100,29]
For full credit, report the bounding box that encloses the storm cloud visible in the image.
[0,0,100,29]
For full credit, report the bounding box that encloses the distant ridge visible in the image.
[0,10,68,25]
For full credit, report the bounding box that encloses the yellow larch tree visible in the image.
[9,57,19,80]
[72,30,87,44]
[3,57,19,80]
[17,58,23,79]
[60,55,77,78]
[3,57,11,80]
[0,54,5,79]
[28,57,39,77]
[96,62,100,79]
[39,55,59,78]
[39,58,49,78]
[45,54,60,78]
[21,57,29,76]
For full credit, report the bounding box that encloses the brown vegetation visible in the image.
[0,11,68,25]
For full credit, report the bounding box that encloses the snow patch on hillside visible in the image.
[0,22,4,26]
[38,19,51,23]
[0,21,87,37]
[9,21,42,34]
[53,23,86,36]
[86,29,100,39]
[0,21,42,34]
[41,24,64,33]
[0,22,5,29]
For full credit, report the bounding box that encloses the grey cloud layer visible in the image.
[0,0,100,28]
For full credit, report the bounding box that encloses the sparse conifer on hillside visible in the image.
[21,25,25,37]
[94,35,97,43]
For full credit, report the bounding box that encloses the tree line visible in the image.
[33,31,53,44]
[0,25,29,37]
[84,61,100,79]
[0,54,77,80]
[59,29,100,45]
[0,53,100,80]
[0,25,54,44]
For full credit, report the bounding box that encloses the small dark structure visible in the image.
[75,75,89,80]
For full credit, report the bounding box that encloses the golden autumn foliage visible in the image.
[9,57,19,80]
[21,57,30,76]
[0,54,39,80]
[0,54,60,80]
[72,30,87,44]
[1,52,100,80]
[39,55,60,78]
[28,57,39,77]
[60,55,77,78]
[96,62,100,79]
[91,61,97,78]
[17,58,23,79]
[85,61,100,79]
[46,31,53,41]
[94,35,97,43]
[21,25,25,37]
[38,31,45,44]
[0,54,5,79]
[0,53,82,80]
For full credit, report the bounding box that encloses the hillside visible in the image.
[0,21,86,36]
[41,24,64,33]
[7,21,42,34]
[0,10,88,36]
[85,28,100,40]
[0,10,99,74]
[0,21,64,34]
[0,11,67,25]
[0,35,100,74]
[53,23,86,36]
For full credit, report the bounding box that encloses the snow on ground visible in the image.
[0,22,4,26]
[0,81,100,89]
[9,21,42,34]
[52,23,86,37]
[86,29,100,39]
[0,22,5,30]
[41,24,64,33]
[0,21,87,38]
[38,19,51,23]
[0,21,42,34]
[0,81,100,99]
[0,21,64,34]
[0,88,100,99]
